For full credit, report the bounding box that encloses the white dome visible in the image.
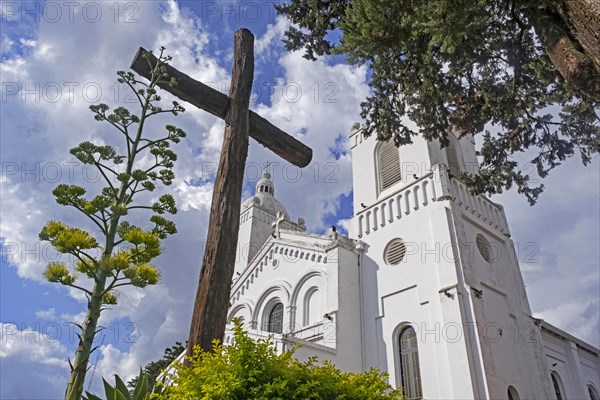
[241,172,290,220]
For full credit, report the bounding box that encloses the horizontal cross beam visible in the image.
[130,47,313,167]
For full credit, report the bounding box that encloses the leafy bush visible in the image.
[155,323,403,399]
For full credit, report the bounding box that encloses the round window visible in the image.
[476,234,492,262]
[384,238,407,266]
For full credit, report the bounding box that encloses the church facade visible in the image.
[214,122,599,399]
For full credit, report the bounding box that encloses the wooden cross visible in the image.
[130,29,312,361]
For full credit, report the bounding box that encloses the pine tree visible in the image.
[127,341,186,393]
[277,0,600,204]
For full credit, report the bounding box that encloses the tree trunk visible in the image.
[186,29,254,362]
[528,1,600,101]
[64,274,106,400]
[556,0,600,73]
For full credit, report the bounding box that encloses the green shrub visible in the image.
[155,322,403,400]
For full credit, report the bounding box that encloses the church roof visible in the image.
[540,319,599,354]
[231,229,360,293]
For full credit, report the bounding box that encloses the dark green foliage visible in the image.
[127,342,186,393]
[277,0,600,204]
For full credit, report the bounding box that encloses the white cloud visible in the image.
[173,180,214,212]
[1,33,14,55]
[255,16,289,57]
[0,323,68,398]
[0,55,28,80]
[538,300,600,345]
[248,47,368,233]
[0,182,52,280]
[34,307,56,320]
[0,2,19,21]
[336,218,352,236]
[0,322,67,366]
[19,38,36,47]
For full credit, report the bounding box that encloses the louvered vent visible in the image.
[385,239,407,266]
[379,140,401,191]
[476,234,492,262]
[446,138,461,177]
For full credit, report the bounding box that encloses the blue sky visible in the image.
[0,1,598,398]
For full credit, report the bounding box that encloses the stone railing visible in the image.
[223,325,287,353]
[155,350,186,385]
[356,169,439,238]
[355,164,510,238]
[449,178,510,236]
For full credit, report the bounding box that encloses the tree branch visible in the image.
[66,283,92,296]
[102,276,119,297]
[99,112,128,135]
[137,137,171,153]
[126,205,155,211]
[69,204,107,235]
[145,108,179,118]
[106,282,132,290]
[73,250,99,267]
[69,252,99,281]
[121,76,144,108]
[93,160,117,192]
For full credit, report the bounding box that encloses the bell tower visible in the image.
[348,123,554,399]
[234,172,306,277]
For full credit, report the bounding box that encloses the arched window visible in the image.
[551,372,564,400]
[508,386,520,400]
[267,302,284,334]
[445,136,461,177]
[303,287,320,326]
[398,326,423,399]
[378,140,401,192]
[589,384,599,400]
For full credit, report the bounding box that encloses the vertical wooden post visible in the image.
[186,29,254,362]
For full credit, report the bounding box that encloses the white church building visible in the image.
[176,123,600,399]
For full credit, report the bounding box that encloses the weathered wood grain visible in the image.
[131,47,313,167]
[185,28,254,360]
